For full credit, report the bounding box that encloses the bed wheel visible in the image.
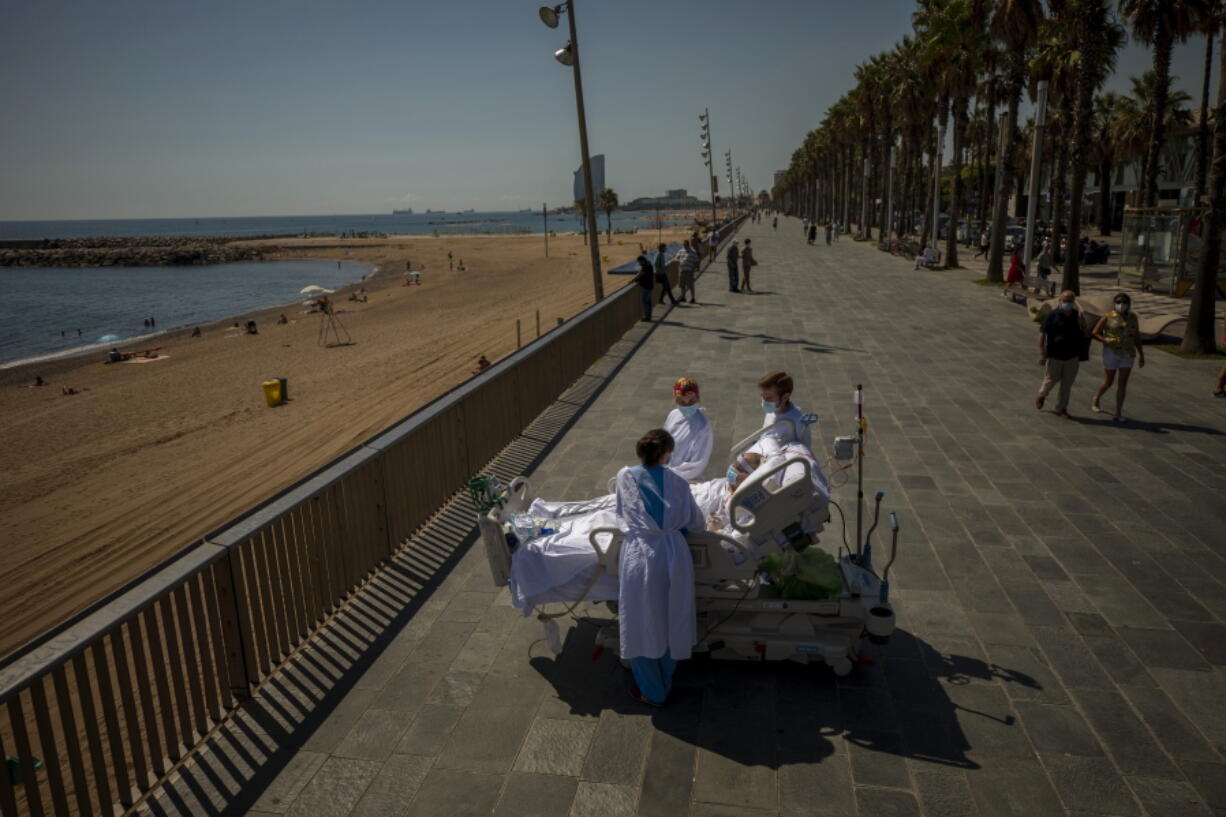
[828,656,853,677]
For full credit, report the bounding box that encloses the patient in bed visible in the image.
[508,440,829,612]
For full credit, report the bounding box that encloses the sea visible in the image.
[0,210,687,240]
[0,209,692,369]
[0,260,370,368]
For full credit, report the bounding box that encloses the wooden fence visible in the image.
[0,216,746,816]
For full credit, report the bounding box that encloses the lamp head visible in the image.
[554,43,574,66]
[699,112,707,122]
[539,5,561,28]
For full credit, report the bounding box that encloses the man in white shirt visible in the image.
[663,376,714,480]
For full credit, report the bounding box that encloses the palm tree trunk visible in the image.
[1196,30,1215,201]
[1063,0,1105,294]
[946,96,967,266]
[930,97,949,250]
[1098,156,1114,235]
[1144,20,1173,207]
[1182,21,1226,353]
[988,57,1024,282]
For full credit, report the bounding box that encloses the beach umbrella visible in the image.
[97,333,123,343]
[300,285,334,295]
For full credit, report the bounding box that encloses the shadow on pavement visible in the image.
[658,320,866,354]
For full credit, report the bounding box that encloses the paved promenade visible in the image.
[140,218,1226,817]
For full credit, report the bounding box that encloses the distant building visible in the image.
[623,189,705,210]
[573,155,606,202]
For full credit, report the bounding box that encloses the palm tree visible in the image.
[1093,91,1127,233]
[987,0,1045,282]
[1194,5,1223,200]
[1113,71,1194,200]
[1184,12,1226,352]
[1063,0,1124,293]
[599,188,619,240]
[1120,0,1212,206]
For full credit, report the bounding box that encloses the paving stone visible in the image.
[580,710,651,786]
[1120,685,1221,762]
[426,669,486,708]
[847,732,910,789]
[284,756,380,817]
[638,728,696,817]
[1065,611,1114,638]
[1149,668,1226,749]
[1117,627,1211,671]
[1031,625,1114,690]
[1126,775,1215,817]
[1013,702,1104,756]
[333,708,416,761]
[435,703,538,774]
[1041,753,1141,815]
[693,709,777,811]
[853,786,921,817]
[404,769,503,817]
[967,756,1064,817]
[568,781,637,817]
[514,717,597,776]
[912,768,976,817]
[1073,688,1181,778]
[349,753,432,817]
[395,704,463,756]
[1084,635,1157,687]
[1170,620,1226,666]
[247,750,327,813]
[1179,760,1226,811]
[493,772,578,817]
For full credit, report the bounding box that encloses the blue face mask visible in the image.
[678,404,700,417]
[726,466,739,486]
[761,400,777,413]
[1058,302,1074,311]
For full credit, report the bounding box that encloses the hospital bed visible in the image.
[473,418,900,676]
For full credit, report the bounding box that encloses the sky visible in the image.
[0,0,1217,220]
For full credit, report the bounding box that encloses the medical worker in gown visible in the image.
[616,429,705,706]
[662,376,713,481]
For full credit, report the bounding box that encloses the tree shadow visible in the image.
[530,621,1038,774]
[658,320,866,355]
[1070,415,1225,436]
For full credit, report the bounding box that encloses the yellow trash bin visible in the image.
[262,380,283,407]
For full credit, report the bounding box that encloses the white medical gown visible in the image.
[509,510,622,610]
[614,466,705,661]
[762,403,812,449]
[663,407,714,481]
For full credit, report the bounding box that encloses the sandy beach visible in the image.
[0,228,694,659]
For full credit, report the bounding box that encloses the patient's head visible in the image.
[636,428,675,467]
[757,370,793,411]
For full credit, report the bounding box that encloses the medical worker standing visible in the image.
[616,429,705,706]
[663,377,714,481]
[758,370,812,449]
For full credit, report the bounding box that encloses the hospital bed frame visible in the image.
[475,423,898,676]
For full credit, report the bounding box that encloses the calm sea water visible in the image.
[0,210,688,240]
[0,260,369,367]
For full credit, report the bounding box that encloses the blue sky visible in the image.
[0,0,1215,220]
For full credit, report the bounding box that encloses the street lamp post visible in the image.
[700,109,717,226]
[1022,81,1049,272]
[541,1,603,302]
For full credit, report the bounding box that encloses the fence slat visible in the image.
[210,557,252,699]
[157,599,195,751]
[140,606,181,762]
[109,625,149,794]
[70,654,113,813]
[6,696,44,816]
[128,610,167,776]
[0,728,19,817]
[51,666,92,817]
[239,541,272,677]
[28,679,69,817]
[171,587,209,739]
[90,640,132,806]
[188,575,224,723]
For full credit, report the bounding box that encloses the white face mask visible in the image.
[1115,302,1129,313]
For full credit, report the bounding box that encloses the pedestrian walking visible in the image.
[634,255,655,322]
[1006,248,1023,284]
[654,243,680,306]
[1037,239,1054,280]
[726,240,741,293]
[1035,291,1089,418]
[807,222,817,244]
[772,216,778,231]
[674,240,700,303]
[1091,293,1144,422]
[833,221,841,242]
[824,221,833,245]
[740,239,756,293]
[802,217,810,239]
[974,229,990,259]
[706,228,719,261]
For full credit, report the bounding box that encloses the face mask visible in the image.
[1115,302,1129,313]
[1059,302,1074,311]
[761,400,777,413]
[726,467,739,486]
[678,404,700,417]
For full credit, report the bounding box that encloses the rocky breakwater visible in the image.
[0,234,306,267]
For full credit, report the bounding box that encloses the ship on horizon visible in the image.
[391,208,414,215]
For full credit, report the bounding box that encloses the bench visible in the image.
[1005,272,1056,304]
